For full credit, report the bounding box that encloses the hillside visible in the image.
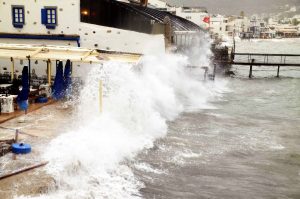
[164,0,300,15]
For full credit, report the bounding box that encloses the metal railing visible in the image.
[232,53,300,66]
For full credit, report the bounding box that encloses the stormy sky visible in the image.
[163,0,300,15]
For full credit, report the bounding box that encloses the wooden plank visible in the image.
[0,161,48,180]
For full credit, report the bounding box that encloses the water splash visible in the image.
[17,44,227,199]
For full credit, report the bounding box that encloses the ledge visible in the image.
[0,33,81,47]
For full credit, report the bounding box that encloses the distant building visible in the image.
[208,15,250,40]
[173,7,209,29]
[146,0,168,10]
[209,15,228,39]
[147,0,209,29]
[273,25,299,37]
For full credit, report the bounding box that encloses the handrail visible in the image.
[234,53,300,57]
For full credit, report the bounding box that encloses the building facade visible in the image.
[0,0,165,54]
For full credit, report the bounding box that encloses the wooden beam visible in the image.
[80,49,95,61]
[0,162,48,180]
[29,48,43,58]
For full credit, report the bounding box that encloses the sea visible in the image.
[11,38,300,199]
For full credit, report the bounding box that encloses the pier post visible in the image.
[277,65,280,78]
[10,57,14,81]
[204,67,208,81]
[249,59,254,78]
[212,64,217,80]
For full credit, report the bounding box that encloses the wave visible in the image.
[17,39,227,199]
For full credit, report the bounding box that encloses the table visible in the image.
[39,84,51,97]
[0,95,14,113]
[0,84,13,88]
[0,84,12,96]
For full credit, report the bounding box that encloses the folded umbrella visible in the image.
[64,59,72,97]
[52,61,65,100]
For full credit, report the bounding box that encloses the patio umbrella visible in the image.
[52,61,65,100]
[64,59,72,97]
[17,66,29,111]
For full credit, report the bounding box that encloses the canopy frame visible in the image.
[0,43,141,64]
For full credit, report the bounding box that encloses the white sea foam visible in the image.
[16,35,227,199]
[134,162,167,175]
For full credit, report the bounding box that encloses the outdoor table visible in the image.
[0,95,14,114]
[0,84,13,88]
[0,84,12,95]
[39,84,51,97]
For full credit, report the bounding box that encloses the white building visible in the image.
[173,7,209,29]
[209,15,229,39]
[0,0,169,80]
[0,0,204,79]
[208,14,252,40]
[147,0,209,30]
[147,0,168,9]
[231,16,250,35]
[0,0,165,54]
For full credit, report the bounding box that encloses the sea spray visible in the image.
[17,46,226,198]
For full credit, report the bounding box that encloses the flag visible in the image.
[203,16,210,24]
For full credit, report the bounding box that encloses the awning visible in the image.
[0,43,141,64]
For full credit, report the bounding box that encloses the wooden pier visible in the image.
[230,53,300,78]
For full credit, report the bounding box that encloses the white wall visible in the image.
[0,0,166,54]
[0,0,80,35]
[210,16,227,37]
[148,0,167,9]
[0,38,78,46]
[79,23,165,54]
[0,23,166,55]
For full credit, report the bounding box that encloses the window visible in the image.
[12,6,25,28]
[41,7,57,29]
[46,8,57,25]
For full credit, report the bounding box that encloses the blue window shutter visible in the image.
[12,8,15,24]
[41,9,47,24]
